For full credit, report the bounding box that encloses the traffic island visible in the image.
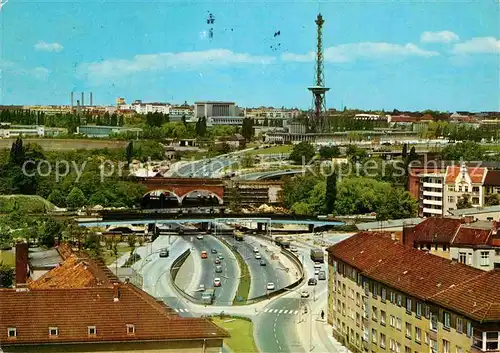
[210,316,258,353]
[218,237,251,305]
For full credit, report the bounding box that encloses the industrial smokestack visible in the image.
[81,92,85,106]
[90,92,93,107]
[71,92,74,107]
[77,99,80,106]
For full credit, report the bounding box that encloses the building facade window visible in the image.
[481,251,490,267]
[372,328,377,344]
[7,327,16,338]
[443,312,451,329]
[380,333,386,349]
[126,324,135,335]
[448,196,455,203]
[390,292,396,304]
[406,323,412,338]
[430,312,438,331]
[459,252,467,264]
[397,294,402,306]
[466,321,473,337]
[381,310,386,325]
[49,327,58,336]
[406,298,412,313]
[88,326,96,336]
[381,287,387,301]
[416,302,422,317]
[443,339,450,353]
[456,317,463,333]
[415,326,421,343]
[430,338,438,353]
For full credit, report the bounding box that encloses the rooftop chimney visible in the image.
[15,242,29,289]
[401,225,416,249]
[113,282,120,302]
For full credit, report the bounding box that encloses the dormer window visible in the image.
[126,324,135,335]
[7,327,16,339]
[88,326,96,336]
[49,327,58,337]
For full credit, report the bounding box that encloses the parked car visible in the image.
[290,246,298,253]
[211,248,218,254]
[260,260,266,266]
[215,265,223,273]
[213,278,221,287]
[266,282,275,291]
[199,284,205,291]
[255,253,262,260]
[314,268,320,275]
[214,258,221,264]
[201,251,208,259]
[218,254,224,260]
[159,249,169,258]
[318,271,326,280]
[197,235,204,240]
[308,278,317,286]
[253,247,259,253]
[301,290,310,298]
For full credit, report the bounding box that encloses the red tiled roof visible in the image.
[445,166,487,184]
[55,243,74,260]
[410,217,462,243]
[0,284,228,346]
[484,170,500,186]
[327,232,500,322]
[452,226,492,246]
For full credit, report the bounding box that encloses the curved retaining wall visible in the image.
[169,249,205,305]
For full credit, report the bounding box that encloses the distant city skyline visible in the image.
[0,1,498,112]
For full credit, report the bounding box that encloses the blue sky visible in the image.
[0,0,498,111]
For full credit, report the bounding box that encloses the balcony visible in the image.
[423,191,442,197]
[423,182,443,189]
[423,199,443,206]
[423,207,442,215]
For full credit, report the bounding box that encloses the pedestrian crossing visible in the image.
[174,308,190,313]
[263,308,299,315]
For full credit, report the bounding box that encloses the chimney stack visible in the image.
[15,242,29,289]
[77,99,80,107]
[70,92,74,107]
[113,282,120,302]
[90,92,93,107]
[81,92,85,106]
[401,225,416,249]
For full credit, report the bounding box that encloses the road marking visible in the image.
[273,309,279,313]
[264,309,269,313]
[279,310,283,314]
[293,310,298,315]
[174,309,179,312]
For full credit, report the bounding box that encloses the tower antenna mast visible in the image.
[308,13,330,133]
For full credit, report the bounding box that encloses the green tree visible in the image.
[228,187,242,212]
[441,142,486,161]
[456,194,473,209]
[66,187,87,210]
[84,233,102,258]
[325,171,337,214]
[127,234,137,248]
[289,141,315,164]
[241,117,254,140]
[345,144,368,162]
[240,154,255,168]
[39,218,62,248]
[319,146,341,159]
[485,193,500,206]
[195,117,207,137]
[0,263,14,288]
[47,189,66,208]
[126,141,134,165]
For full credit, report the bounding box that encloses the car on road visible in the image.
[215,265,223,273]
[211,248,218,254]
[255,253,262,260]
[253,247,259,253]
[318,271,326,280]
[213,278,221,287]
[201,251,208,259]
[290,246,298,252]
[214,258,221,264]
[308,278,318,286]
[266,282,275,291]
[197,235,204,240]
[217,254,224,260]
[314,268,320,275]
[260,260,266,266]
[301,290,310,298]
[159,249,169,258]
[199,284,205,291]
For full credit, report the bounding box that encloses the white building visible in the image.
[419,172,445,217]
[118,100,170,115]
[443,164,487,213]
[194,101,238,118]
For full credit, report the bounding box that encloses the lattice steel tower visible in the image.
[308,13,329,133]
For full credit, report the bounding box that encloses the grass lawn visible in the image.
[0,195,57,213]
[0,250,15,266]
[103,245,133,265]
[232,247,251,305]
[212,317,258,353]
[247,145,292,155]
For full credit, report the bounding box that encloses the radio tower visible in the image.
[308,13,329,133]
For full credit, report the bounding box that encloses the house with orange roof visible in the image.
[443,163,487,214]
[0,243,229,352]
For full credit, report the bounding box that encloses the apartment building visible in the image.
[419,172,446,217]
[0,243,228,352]
[194,101,238,118]
[402,217,500,270]
[444,164,487,212]
[327,231,500,353]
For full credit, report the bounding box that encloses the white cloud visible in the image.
[77,49,275,83]
[420,31,459,43]
[282,42,439,63]
[453,37,500,54]
[34,41,63,52]
[1,62,50,80]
